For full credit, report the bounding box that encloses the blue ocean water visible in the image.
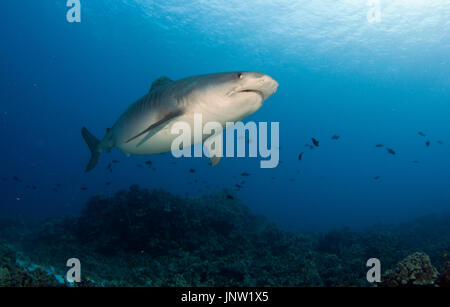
[1,0,450,232]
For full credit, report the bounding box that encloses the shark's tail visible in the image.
[81,127,101,172]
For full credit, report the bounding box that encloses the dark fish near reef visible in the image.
[105,181,112,185]
[311,138,319,147]
[241,172,250,177]
[12,176,21,182]
[418,131,426,137]
[331,135,340,140]
[235,184,242,189]
[112,160,120,163]
[189,168,196,173]
[387,148,396,155]
[81,72,278,172]
[226,194,234,200]
[426,140,430,147]
[144,160,152,166]
[80,186,88,191]
[298,152,304,161]
[375,144,384,148]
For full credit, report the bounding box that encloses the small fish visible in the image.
[226,194,234,200]
[298,152,304,161]
[144,160,152,166]
[137,164,143,168]
[418,131,426,137]
[240,180,246,184]
[105,181,112,185]
[412,160,420,164]
[331,135,340,140]
[189,168,196,173]
[387,148,396,155]
[12,176,21,182]
[241,172,250,177]
[373,176,381,180]
[426,140,430,147]
[375,144,384,148]
[311,138,320,147]
[235,184,242,189]
[437,140,444,145]
[112,160,120,164]
[80,186,88,191]
[31,185,37,190]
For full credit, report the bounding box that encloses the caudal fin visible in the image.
[81,127,101,172]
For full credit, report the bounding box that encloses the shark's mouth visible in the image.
[239,89,264,100]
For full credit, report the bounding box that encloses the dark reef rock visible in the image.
[1,186,449,287]
[381,252,440,287]
[438,260,450,287]
[16,186,321,286]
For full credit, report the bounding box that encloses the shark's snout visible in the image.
[256,74,278,100]
[224,72,278,101]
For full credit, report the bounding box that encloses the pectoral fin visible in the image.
[125,108,185,144]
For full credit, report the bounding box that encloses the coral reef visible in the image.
[15,186,322,286]
[0,185,449,287]
[381,252,439,287]
[0,242,61,287]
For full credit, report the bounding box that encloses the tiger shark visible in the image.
[81,71,278,172]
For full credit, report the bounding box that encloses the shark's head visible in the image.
[194,71,278,121]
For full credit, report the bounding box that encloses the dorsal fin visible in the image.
[150,76,173,92]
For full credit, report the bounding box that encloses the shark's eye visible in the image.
[237,72,244,79]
